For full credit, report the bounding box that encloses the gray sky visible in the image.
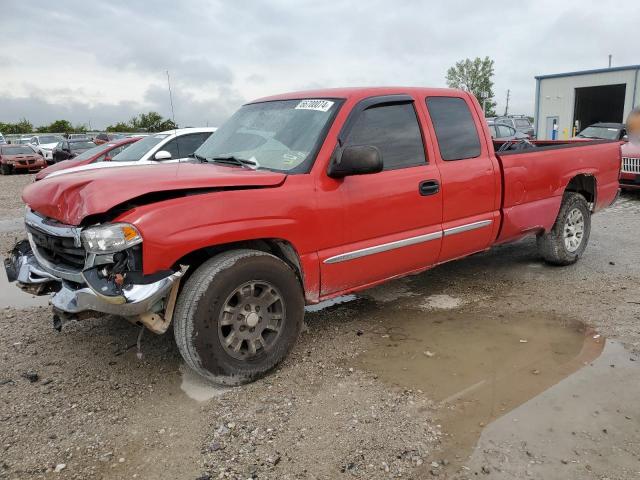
[1,0,638,129]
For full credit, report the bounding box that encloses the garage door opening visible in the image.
[573,84,626,133]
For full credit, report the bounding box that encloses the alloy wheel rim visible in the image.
[563,207,585,252]
[218,281,285,360]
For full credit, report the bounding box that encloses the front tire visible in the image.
[536,192,591,265]
[0,163,12,175]
[173,249,304,385]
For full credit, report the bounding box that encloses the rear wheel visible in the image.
[537,192,591,265]
[1,163,12,175]
[173,249,304,385]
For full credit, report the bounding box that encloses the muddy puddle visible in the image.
[355,307,604,469]
[0,255,50,309]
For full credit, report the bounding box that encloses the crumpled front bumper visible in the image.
[4,240,185,318]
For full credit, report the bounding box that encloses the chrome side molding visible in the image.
[324,231,442,264]
[443,219,492,237]
[323,219,493,264]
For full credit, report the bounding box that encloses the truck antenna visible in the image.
[166,70,176,127]
[504,89,510,116]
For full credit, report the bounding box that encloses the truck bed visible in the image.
[494,140,621,243]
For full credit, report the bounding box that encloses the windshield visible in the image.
[577,126,620,140]
[68,142,112,161]
[38,135,61,144]
[195,99,341,172]
[1,146,34,155]
[70,141,96,150]
[18,138,32,144]
[515,119,531,128]
[112,134,168,161]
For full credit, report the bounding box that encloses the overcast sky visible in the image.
[1,0,638,129]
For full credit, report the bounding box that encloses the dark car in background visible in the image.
[52,139,97,163]
[94,132,127,145]
[493,115,535,139]
[575,122,627,141]
[486,120,529,141]
[36,137,140,180]
[0,144,47,174]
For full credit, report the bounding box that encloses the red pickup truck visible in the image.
[5,87,620,385]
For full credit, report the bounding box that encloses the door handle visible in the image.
[419,180,440,196]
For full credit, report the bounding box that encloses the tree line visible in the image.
[0,112,177,135]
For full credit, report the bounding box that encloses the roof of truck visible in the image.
[251,87,466,103]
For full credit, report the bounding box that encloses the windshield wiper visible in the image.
[209,155,260,170]
[190,152,208,163]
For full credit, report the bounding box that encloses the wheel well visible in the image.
[566,174,596,207]
[173,239,305,289]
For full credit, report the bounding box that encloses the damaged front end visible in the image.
[4,208,186,333]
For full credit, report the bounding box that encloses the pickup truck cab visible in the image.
[5,87,620,385]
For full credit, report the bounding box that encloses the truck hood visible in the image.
[38,142,59,150]
[23,162,287,225]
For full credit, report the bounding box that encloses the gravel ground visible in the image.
[0,176,639,479]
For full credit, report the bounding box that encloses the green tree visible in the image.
[158,119,177,131]
[446,56,497,117]
[0,118,33,134]
[106,121,136,133]
[130,111,168,132]
[37,119,74,133]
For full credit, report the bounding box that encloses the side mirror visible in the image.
[622,134,629,142]
[327,145,383,179]
[104,156,112,162]
[154,150,172,161]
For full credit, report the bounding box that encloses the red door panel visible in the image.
[319,164,442,296]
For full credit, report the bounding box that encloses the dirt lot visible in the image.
[1,173,639,479]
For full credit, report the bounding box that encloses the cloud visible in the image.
[0,0,639,128]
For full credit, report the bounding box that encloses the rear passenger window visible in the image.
[426,97,481,161]
[345,103,426,170]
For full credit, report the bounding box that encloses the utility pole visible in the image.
[608,54,612,68]
[504,89,510,116]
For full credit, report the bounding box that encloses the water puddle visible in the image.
[0,255,50,309]
[179,364,228,401]
[355,308,604,469]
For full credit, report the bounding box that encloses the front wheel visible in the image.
[173,249,304,385]
[536,192,591,265]
[0,163,12,175]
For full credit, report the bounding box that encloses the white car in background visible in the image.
[44,127,216,179]
[30,135,64,163]
[0,133,6,144]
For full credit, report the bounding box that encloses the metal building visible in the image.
[534,64,640,140]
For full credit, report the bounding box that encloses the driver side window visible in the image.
[345,102,426,171]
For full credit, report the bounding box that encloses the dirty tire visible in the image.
[536,192,591,266]
[1,163,12,175]
[173,249,304,385]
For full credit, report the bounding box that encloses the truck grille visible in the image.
[622,157,640,174]
[27,224,86,270]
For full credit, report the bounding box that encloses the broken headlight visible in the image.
[81,223,142,254]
